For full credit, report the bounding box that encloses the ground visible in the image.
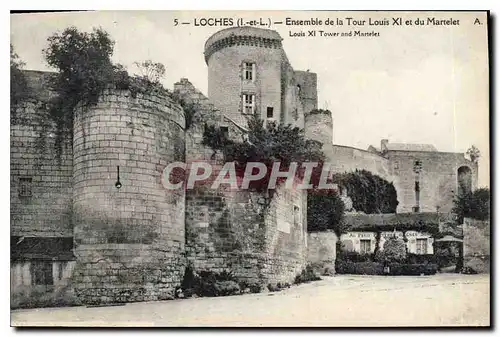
[11,274,490,327]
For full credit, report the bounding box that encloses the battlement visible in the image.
[204,27,283,64]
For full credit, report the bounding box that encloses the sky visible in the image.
[10,10,490,187]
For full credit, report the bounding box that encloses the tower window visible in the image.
[242,94,255,114]
[267,107,274,118]
[18,177,32,198]
[242,62,255,81]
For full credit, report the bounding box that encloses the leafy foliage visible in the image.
[42,26,169,157]
[43,27,116,126]
[375,236,407,264]
[452,188,490,221]
[466,145,481,163]
[181,267,241,298]
[202,114,325,193]
[307,108,331,116]
[294,264,321,284]
[10,44,30,113]
[133,59,166,83]
[307,190,348,235]
[333,169,398,214]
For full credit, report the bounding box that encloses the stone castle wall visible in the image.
[307,231,337,275]
[72,89,186,304]
[177,78,307,287]
[463,217,490,273]
[386,151,478,213]
[11,102,73,238]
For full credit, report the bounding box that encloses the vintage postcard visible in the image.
[10,10,490,327]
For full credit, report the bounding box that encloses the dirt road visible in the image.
[11,274,490,327]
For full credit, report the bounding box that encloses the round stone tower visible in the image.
[204,27,285,126]
[72,89,185,305]
[304,110,333,159]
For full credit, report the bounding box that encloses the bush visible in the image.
[239,281,264,294]
[335,260,437,276]
[375,236,407,264]
[338,251,374,263]
[294,264,321,284]
[181,267,241,298]
[406,254,437,265]
[335,260,384,275]
[388,263,438,276]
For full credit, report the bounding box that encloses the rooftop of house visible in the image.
[345,212,443,232]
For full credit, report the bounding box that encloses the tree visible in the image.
[203,114,325,193]
[134,60,166,83]
[10,44,29,110]
[466,145,480,163]
[375,236,407,264]
[43,26,116,119]
[307,190,348,236]
[453,188,490,222]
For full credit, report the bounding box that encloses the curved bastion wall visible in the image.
[72,89,186,304]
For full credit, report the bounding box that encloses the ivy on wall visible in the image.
[307,109,331,116]
[333,169,399,214]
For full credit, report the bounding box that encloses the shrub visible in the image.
[406,254,437,265]
[335,260,384,275]
[453,188,490,222]
[388,263,438,276]
[375,236,407,264]
[337,251,374,263]
[181,268,241,298]
[239,280,264,294]
[294,264,321,284]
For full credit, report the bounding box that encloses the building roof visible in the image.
[345,212,441,232]
[11,236,75,261]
